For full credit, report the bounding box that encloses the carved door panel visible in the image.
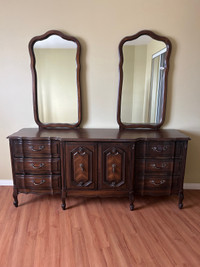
[99,143,131,190]
[65,143,97,190]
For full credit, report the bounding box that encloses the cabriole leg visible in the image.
[178,191,184,209]
[13,188,18,207]
[129,191,134,211]
[61,191,66,210]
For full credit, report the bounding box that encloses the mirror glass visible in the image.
[29,31,81,128]
[118,31,171,129]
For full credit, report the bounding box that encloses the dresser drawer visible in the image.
[146,142,175,158]
[135,175,172,196]
[136,159,173,175]
[14,158,60,174]
[136,141,175,158]
[15,175,60,190]
[12,140,60,158]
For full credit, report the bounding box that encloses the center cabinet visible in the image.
[63,142,134,209]
[65,142,131,190]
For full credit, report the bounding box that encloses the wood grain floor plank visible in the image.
[0,187,200,266]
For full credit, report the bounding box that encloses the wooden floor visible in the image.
[0,187,199,267]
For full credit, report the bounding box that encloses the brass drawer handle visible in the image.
[32,163,45,169]
[80,163,84,172]
[31,145,45,152]
[33,179,46,186]
[111,181,116,187]
[150,179,166,186]
[152,146,168,152]
[112,163,116,173]
[151,163,168,169]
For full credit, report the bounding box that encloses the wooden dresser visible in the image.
[8,128,190,210]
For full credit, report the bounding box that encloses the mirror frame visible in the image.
[29,30,82,128]
[117,30,172,129]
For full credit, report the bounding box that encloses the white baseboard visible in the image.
[0,180,13,186]
[0,180,199,189]
[183,183,200,190]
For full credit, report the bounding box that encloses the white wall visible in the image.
[0,0,200,183]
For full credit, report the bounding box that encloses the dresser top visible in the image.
[8,128,190,142]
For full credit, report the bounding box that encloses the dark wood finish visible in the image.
[117,30,172,129]
[8,128,190,210]
[98,143,131,190]
[29,30,82,129]
[8,128,189,141]
[65,143,97,190]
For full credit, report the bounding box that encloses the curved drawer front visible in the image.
[136,159,173,175]
[14,158,60,174]
[136,141,175,158]
[135,175,172,196]
[12,140,60,158]
[15,174,60,190]
[146,142,175,158]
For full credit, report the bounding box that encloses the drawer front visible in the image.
[15,175,60,190]
[146,142,175,158]
[14,158,60,174]
[135,175,172,196]
[12,140,60,158]
[136,159,173,175]
[65,143,97,190]
[99,143,131,190]
[136,141,175,158]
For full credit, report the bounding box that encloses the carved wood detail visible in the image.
[66,144,97,190]
[101,145,128,189]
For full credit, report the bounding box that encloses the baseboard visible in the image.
[0,180,200,190]
[183,183,200,190]
[0,180,13,186]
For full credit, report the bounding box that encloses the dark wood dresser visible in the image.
[8,128,190,210]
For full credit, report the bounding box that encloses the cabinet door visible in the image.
[99,143,131,190]
[65,143,97,190]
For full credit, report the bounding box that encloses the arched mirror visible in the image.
[117,30,171,129]
[29,30,81,128]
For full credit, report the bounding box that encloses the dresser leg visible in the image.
[129,191,134,211]
[178,191,184,209]
[13,189,18,207]
[61,191,66,210]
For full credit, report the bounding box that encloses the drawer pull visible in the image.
[152,146,168,152]
[33,179,45,186]
[151,163,168,169]
[150,179,166,186]
[31,145,45,152]
[111,181,116,187]
[32,163,45,169]
[112,163,116,173]
[80,163,84,172]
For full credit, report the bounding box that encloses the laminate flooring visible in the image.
[0,187,199,267]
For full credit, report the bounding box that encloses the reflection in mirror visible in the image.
[117,30,171,129]
[29,30,81,128]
